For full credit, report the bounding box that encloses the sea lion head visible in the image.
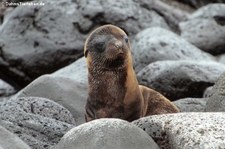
[84,24,131,70]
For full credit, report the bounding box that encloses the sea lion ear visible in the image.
[84,49,88,57]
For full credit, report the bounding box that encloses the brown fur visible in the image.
[84,25,179,122]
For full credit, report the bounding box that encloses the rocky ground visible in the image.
[0,0,225,149]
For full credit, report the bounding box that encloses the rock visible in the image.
[15,75,88,125]
[179,4,225,55]
[76,0,169,36]
[132,27,214,72]
[53,118,160,149]
[173,98,208,112]
[52,57,88,86]
[203,86,213,98]
[176,0,225,9]
[0,0,85,88]
[0,79,16,97]
[0,97,75,149]
[0,124,31,149]
[205,72,225,112]
[217,53,225,64]
[135,0,190,32]
[133,112,225,149]
[137,60,225,100]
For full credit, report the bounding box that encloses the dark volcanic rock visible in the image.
[177,0,225,9]
[205,72,225,112]
[76,0,169,36]
[180,4,225,55]
[0,0,172,89]
[137,60,225,100]
[0,0,85,88]
[54,118,160,149]
[132,27,214,72]
[0,97,75,149]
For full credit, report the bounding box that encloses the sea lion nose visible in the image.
[114,40,123,49]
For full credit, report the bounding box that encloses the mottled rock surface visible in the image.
[133,113,225,149]
[206,72,225,112]
[138,60,225,100]
[0,0,85,88]
[76,0,169,35]
[180,4,225,55]
[16,75,87,125]
[0,97,75,149]
[174,98,208,112]
[0,124,31,149]
[54,118,160,149]
[132,27,214,72]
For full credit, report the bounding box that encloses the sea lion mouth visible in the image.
[104,54,126,69]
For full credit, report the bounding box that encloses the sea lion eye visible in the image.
[95,42,105,52]
[124,37,129,43]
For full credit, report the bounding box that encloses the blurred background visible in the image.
[0,0,225,99]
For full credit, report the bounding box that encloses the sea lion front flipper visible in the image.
[139,85,179,116]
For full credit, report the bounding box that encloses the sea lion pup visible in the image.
[84,25,179,122]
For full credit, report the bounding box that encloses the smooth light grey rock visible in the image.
[132,27,214,72]
[203,86,213,98]
[206,72,225,112]
[217,53,225,65]
[16,75,87,125]
[54,118,160,149]
[0,97,75,149]
[190,3,225,19]
[0,124,31,149]
[0,0,84,88]
[0,79,16,97]
[52,57,88,87]
[138,60,225,100]
[173,98,208,112]
[180,4,225,55]
[133,112,225,149]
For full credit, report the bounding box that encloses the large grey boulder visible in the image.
[0,0,85,88]
[15,75,88,125]
[76,0,169,35]
[137,60,225,100]
[52,57,88,86]
[0,0,171,89]
[133,112,225,149]
[180,4,225,55]
[0,124,31,149]
[134,0,190,32]
[54,118,160,149]
[0,97,75,149]
[132,27,214,72]
[205,72,225,112]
